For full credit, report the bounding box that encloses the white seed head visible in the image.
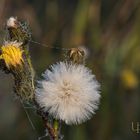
[35,62,101,125]
[7,17,17,28]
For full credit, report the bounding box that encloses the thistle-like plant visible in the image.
[35,47,101,139]
[0,17,35,101]
[0,17,101,140]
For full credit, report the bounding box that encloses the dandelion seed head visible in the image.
[35,62,100,125]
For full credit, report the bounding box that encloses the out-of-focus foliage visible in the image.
[0,0,140,140]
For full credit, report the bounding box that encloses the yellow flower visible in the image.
[0,41,23,69]
[121,69,138,89]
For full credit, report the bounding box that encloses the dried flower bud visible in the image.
[67,47,86,64]
[6,17,31,44]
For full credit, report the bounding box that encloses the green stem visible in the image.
[53,120,59,140]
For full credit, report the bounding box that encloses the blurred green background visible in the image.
[0,0,140,140]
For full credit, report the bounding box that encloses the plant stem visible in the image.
[53,120,59,140]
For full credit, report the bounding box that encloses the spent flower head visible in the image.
[68,47,85,64]
[35,61,100,125]
[7,17,18,28]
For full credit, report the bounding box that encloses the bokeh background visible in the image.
[0,0,140,140]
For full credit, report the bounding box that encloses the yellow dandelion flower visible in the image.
[0,41,24,69]
[121,69,138,89]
